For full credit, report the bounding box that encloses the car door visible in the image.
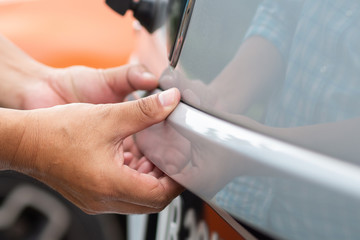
[127,0,360,239]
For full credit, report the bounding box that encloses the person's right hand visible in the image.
[7,88,183,214]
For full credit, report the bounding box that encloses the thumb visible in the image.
[118,88,181,136]
[103,64,158,97]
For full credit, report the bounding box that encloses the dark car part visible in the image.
[105,0,168,33]
[167,0,195,67]
[105,0,195,68]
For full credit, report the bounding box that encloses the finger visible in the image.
[123,136,142,158]
[107,202,163,214]
[116,88,181,137]
[149,167,164,178]
[123,136,134,151]
[114,166,184,209]
[79,196,167,215]
[126,154,142,169]
[103,64,158,97]
[137,160,154,174]
[49,175,165,215]
[105,201,164,214]
[123,152,133,165]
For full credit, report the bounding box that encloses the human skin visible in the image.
[0,34,183,214]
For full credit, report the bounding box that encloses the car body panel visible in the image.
[137,90,360,239]
[133,0,360,239]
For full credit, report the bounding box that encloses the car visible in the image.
[107,0,360,239]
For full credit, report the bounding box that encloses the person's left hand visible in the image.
[21,64,158,109]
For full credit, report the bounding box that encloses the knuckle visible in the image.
[136,97,158,120]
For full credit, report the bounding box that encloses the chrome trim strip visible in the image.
[169,0,196,67]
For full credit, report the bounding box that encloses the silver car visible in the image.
[106,0,360,239]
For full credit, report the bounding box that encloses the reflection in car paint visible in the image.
[135,0,360,239]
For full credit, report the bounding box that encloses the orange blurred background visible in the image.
[0,0,135,68]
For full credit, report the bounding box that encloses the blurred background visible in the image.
[0,0,135,68]
[0,0,136,239]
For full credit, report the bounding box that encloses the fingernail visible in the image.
[142,71,156,80]
[159,89,176,107]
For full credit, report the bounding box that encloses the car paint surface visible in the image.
[134,0,360,239]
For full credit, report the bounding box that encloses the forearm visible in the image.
[0,34,49,109]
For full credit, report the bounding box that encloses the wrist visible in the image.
[0,108,38,173]
[0,61,51,110]
[0,34,51,109]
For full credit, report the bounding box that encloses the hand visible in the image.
[123,136,166,178]
[9,88,183,214]
[0,34,158,109]
[136,122,236,199]
[21,64,158,109]
[0,33,183,214]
